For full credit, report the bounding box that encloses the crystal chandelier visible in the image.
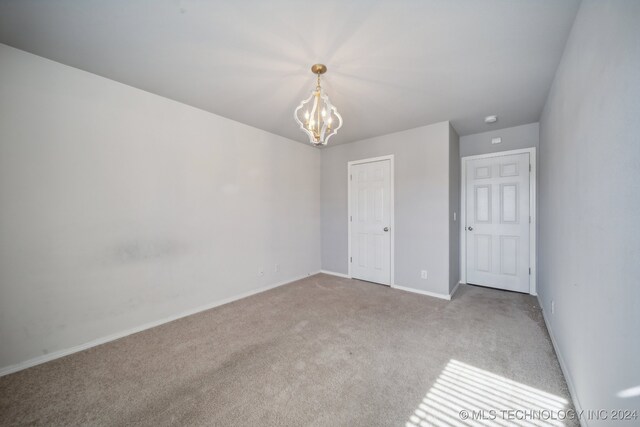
[294,64,343,146]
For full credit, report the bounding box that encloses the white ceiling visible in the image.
[0,0,580,144]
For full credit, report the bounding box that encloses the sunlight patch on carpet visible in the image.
[406,359,569,427]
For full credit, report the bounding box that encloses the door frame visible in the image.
[460,148,537,295]
[347,155,395,286]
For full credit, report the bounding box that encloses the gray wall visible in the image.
[0,44,321,371]
[321,121,457,296]
[538,0,640,418]
[460,122,539,157]
[448,124,461,293]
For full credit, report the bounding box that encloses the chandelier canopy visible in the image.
[294,64,343,146]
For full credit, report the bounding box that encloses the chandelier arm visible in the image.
[319,89,333,142]
[309,91,319,141]
[323,107,343,145]
[294,92,317,143]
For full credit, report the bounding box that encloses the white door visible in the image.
[350,159,392,285]
[465,153,530,293]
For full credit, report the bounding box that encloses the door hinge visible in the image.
[529,215,532,223]
[350,174,353,181]
[529,268,531,275]
[529,164,532,172]
[350,215,352,222]
[350,257,352,263]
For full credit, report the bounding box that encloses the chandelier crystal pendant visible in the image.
[294,64,343,146]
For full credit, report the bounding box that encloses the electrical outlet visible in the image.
[274,264,280,273]
[453,212,457,221]
[421,270,428,279]
[259,270,264,277]
[551,300,555,314]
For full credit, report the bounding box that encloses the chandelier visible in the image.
[294,64,343,146]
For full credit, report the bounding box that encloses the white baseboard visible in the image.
[391,284,453,301]
[538,298,586,427]
[319,270,351,279]
[0,272,318,378]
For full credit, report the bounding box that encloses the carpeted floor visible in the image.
[0,274,575,426]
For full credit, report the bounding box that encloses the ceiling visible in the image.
[0,0,580,144]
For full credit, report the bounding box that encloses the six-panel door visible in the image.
[466,153,530,293]
[350,160,391,285]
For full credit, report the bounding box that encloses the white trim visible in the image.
[319,270,351,279]
[0,272,318,377]
[347,155,395,286]
[539,300,586,426]
[460,148,537,295]
[391,284,453,301]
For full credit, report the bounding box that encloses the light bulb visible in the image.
[328,117,333,124]
[321,108,326,117]
[304,110,309,120]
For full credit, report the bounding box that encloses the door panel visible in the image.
[500,236,518,275]
[475,235,492,272]
[475,185,491,222]
[350,160,391,285]
[466,153,530,293]
[501,184,518,223]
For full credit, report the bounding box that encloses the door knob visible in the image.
[467,226,473,231]
[384,227,389,232]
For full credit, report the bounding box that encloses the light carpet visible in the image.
[0,274,575,426]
